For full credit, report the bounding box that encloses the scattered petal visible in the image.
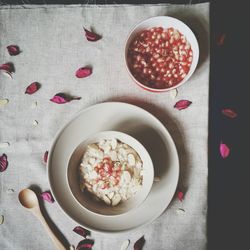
[43,151,48,164]
[31,101,38,109]
[176,208,186,215]
[7,45,21,56]
[0,215,4,225]
[0,99,9,107]
[84,27,101,42]
[153,176,160,182]
[217,33,226,46]
[6,188,15,194]
[177,191,184,202]
[220,142,230,159]
[174,100,192,110]
[169,88,178,99]
[76,239,94,250]
[70,245,75,250]
[32,120,39,126]
[222,109,237,118]
[0,142,10,148]
[0,63,14,72]
[0,154,8,172]
[50,93,81,104]
[40,191,55,203]
[25,82,41,95]
[75,67,92,78]
[73,226,91,238]
[120,239,130,250]
[134,236,145,250]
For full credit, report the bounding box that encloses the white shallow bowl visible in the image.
[48,102,179,233]
[67,130,154,216]
[125,16,199,92]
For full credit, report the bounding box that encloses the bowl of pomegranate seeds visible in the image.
[125,16,199,92]
[67,131,154,216]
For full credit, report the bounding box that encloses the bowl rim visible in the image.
[66,130,154,217]
[124,15,200,92]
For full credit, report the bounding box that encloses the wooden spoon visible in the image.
[18,188,67,250]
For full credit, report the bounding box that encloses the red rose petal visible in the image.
[174,100,192,110]
[177,191,184,202]
[25,82,41,95]
[76,239,94,250]
[0,63,14,74]
[217,33,226,46]
[220,142,230,159]
[134,236,145,250]
[84,28,101,42]
[50,93,81,104]
[73,226,91,238]
[7,45,21,56]
[222,109,237,118]
[0,154,8,172]
[40,191,55,203]
[43,151,48,164]
[75,67,92,78]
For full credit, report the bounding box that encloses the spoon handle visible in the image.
[34,210,67,250]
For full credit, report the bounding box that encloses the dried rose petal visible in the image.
[76,239,94,250]
[40,191,55,203]
[75,67,92,78]
[7,45,21,56]
[222,109,237,118]
[177,191,184,202]
[0,63,14,72]
[84,28,101,42]
[43,151,48,164]
[50,93,81,104]
[134,236,145,250]
[0,154,8,172]
[220,142,230,159]
[25,82,41,95]
[73,226,91,238]
[174,100,192,110]
[217,33,226,46]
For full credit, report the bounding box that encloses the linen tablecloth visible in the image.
[0,3,209,249]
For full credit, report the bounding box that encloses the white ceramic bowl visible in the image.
[125,16,199,92]
[67,131,154,216]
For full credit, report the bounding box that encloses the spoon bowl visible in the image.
[19,189,39,209]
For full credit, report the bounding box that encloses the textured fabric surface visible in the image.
[0,3,209,250]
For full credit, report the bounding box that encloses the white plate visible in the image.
[48,102,179,233]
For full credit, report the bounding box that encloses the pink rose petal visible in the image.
[76,239,94,250]
[222,109,237,118]
[25,82,41,95]
[84,27,101,42]
[0,63,14,77]
[40,191,54,203]
[0,154,8,172]
[174,100,192,110]
[217,33,226,46]
[43,151,48,164]
[177,191,184,202]
[73,226,90,238]
[7,45,21,56]
[134,236,145,250]
[50,93,81,104]
[220,142,230,159]
[75,67,92,78]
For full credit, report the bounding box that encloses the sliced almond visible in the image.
[120,239,130,250]
[112,194,121,206]
[0,142,10,148]
[0,99,9,107]
[0,215,4,225]
[110,138,117,150]
[169,88,178,99]
[176,208,186,215]
[103,195,111,205]
[32,120,38,126]
[127,153,136,166]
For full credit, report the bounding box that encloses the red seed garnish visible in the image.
[134,236,145,250]
[0,154,8,172]
[76,239,94,250]
[84,27,101,42]
[75,67,92,78]
[174,100,192,110]
[217,33,226,46]
[220,142,230,159]
[73,226,91,238]
[7,45,21,56]
[50,93,81,104]
[43,151,48,164]
[177,191,184,202]
[25,82,41,95]
[222,109,237,118]
[40,191,55,203]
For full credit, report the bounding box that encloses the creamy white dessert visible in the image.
[79,138,143,206]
